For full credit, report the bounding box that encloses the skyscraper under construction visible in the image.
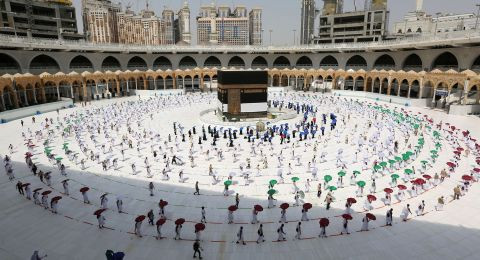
[300,0,318,45]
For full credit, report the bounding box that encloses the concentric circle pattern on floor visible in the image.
[1,92,480,260]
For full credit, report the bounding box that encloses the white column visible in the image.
[1,94,5,111]
[462,79,469,105]
[56,86,61,101]
[23,91,28,106]
[154,78,157,90]
[126,80,130,92]
[407,85,411,98]
[353,79,356,91]
[135,79,138,90]
[70,84,74,99]
[95,83,98,95]
[32,87,37,104]
[163,78,166,90]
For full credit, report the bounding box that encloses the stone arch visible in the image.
[346,55,367,70]
[379,78,389,95]
[354,76,365,91]
[29,54,60,74]
[101,56,121,71]
[344,76,354,90]
[0,53,21,74]
[179,56,197,69]
[296,56,312,68]
[471,55,480,71]
[466,85,479,104]
[204,56,222,68]
[69,55,94,72]
[410,80,420,98]
[399,79,409,97]
[374,54,396,70]
[127,56,147,70]
[1,85,18,110]
[165,75,174,89]
[153,56,172,70]
[281,75,289,87]
[228,56,246,68]
[403,54,423,71]
[273,56,291,69]
[251,56,268,69]
[432,52,458,71]
[320,55,338,68]
[43,81,59,103]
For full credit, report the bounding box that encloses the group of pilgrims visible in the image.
[4,91,480,246]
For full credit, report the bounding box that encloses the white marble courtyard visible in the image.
[1,92,480,260]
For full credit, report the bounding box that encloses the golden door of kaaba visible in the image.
[227,89,241,115]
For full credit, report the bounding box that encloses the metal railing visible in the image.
[1,30,480,53]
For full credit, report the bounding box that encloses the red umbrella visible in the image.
[280,203,289,210]
[457,147,464,151]
[366,213,376,221]
[25,152,33,158]
[94,209,107,216]
[135,215,146,222]
[195,223,206,231]
[21,183,31,188]
[33,188,42,193]
[397,185,407,190]
[319,218,329,227]
[414,178,426,185]
[473,168,480,173]
[451,126,456,131]
[41,190,52,196]
[175,218,185,225]
[447,162,456,168]
[51,196,62,202]
[384,188,393,194]
[347,198,357,204]
[159,200,168,208]
[342,214,352,220]
[462,175,473,181]
[303,203,313,210]
[422,175,432,180]
[80,187,89,193]
[367,194,377,202]
[477,160,480,165]
[254,205,263,212]
[453,151,461,155]
[228,205,238,211]
[156,218,166,226]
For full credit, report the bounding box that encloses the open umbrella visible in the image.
[446,162,456,168]
[384,188,393,194]
[280,203,289,210]
[367,194,377,201]
[357,181,366,187]
[404,169,413,175]
[156,218,166,226]
[269,179,277,187]
[254,205,263,212]
[291,177,300,182]
[228,205,238,211]
[353,170,361,175]
[342,214,352,220]
[422,175,432,180]
[373,165,382,171]
[224,180,232,186]
[159,200,168,208]
[397,184,407,190]
[175,218,185,225]
[391,174,400,180]
[324,175,332,182]
[80,187,89,193]
[453,151,461,155]
[135,215,146,222]
[33,188,42,193]
[328,186,337,191]
[51,196,62,202]
[366,213,376,221]
[379,162,388,168]
[462,175,473,181]
[347,198,357,204]
[319,218,329,227]
[195,223,206,231]
[94,209,107,216]
[473,168,480,173]
[21,183,31,188]
[338,171,346,177]
[303,203,312,210]
[41,190,52,196]
[267,189,278,196]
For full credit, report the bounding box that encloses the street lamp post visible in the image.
[1,11,17,37]
[475,4,480,30]
[269,29,273,46]
[293,29,296,45]
[261,29,264,46]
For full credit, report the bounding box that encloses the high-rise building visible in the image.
[249,8,262,45]
[300,0,317,44]
[82,0,121,43]
[174,1,191,44]
[197,4,262,46]
[0,0,82,40]
[313,0,389,44]
[162,9,175,45]
[117,5,168,46]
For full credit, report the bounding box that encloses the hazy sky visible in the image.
[73,0,477,44]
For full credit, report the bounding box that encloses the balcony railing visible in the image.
[0,30,480,53]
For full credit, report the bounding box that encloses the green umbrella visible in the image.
[404,169,413,175]
[431,154,438,159]
[55,157,63,161]
[413,124,420,129]
[338,171,346,177]
[328,186,337,191]
[391,174,400,179]
[269,180,277,187]
[374,165,382,171]
[353,170,361,175]
[388,159,396,165]
[357,181,366,187]
[421,160,428,165]
[435,143,442,148]
[379,162,388,168]
[405,151,414,156]
[395,156,402,162]
[224,180,232,186]
[267,189,278,195]
[430,150,438,154]
[324,175,332,182]
[402,154,410,161]
[291,177,300,182]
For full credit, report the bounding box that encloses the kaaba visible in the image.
[217,70,268,119]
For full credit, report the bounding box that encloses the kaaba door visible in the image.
[228,89,241,115]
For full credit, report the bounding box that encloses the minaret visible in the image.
[300,0,316,45]
[416,0,424,12]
